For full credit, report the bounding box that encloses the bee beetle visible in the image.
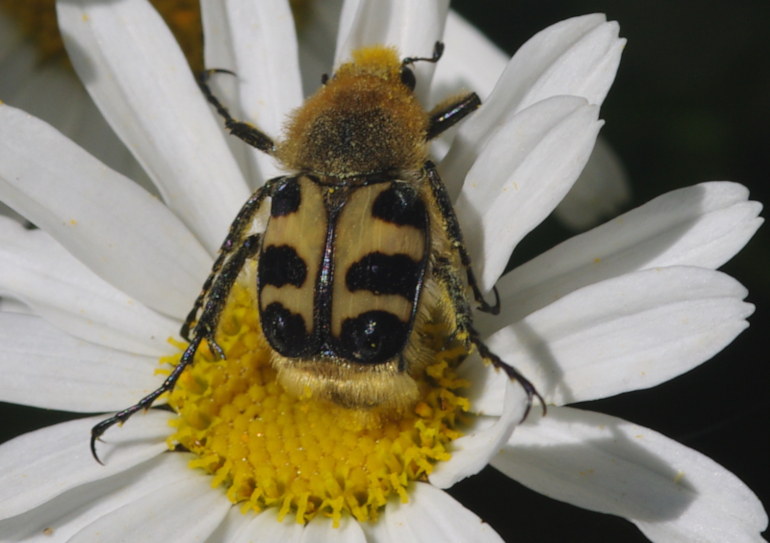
[91,42,543,461]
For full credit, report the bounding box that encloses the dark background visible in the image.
[447,1,770,542]
[1,2,768,542]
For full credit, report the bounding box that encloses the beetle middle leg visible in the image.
[425,161,500,315]
[181,179,277,341]
[425,160,544,419]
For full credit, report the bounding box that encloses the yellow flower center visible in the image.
[164,280,470,526]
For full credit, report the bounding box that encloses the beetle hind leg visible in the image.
[432,257,545,422]
[92,227,264,464]
[468,329,546,422]
[90,336,202,464]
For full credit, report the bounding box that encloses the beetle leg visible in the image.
[425,161,499,315]
[181,180,277,340]
[432,256,545,423]
[426,160,545,420]
[198,69,276,154]
[92,233,263,464]
[426,92,481,141]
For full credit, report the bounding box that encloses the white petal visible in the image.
[67,465,230,543]
[0,411,172,521]
[0,216,180,356]
[199,1,252,181]
[553,136,632,230]
[457,353,507,418]
[486,181,763,325]
[0,454,189,543]
[427,10,507,162]
[300,514,366,543]
[429,379,525,489]
[0,7,153,197]
[56,0,251,253]
[205,506,304,543]
[295,0,341,96]
[0,105,212,319]
[479,267,752,410]
[0,312,163,412]
[453,97,602,291]
[432,11,509,103]
[200,1,236,73]
[441,14,624,198]
[335,0,449,104]
[220,0,302,184]
[363,482,503,543]
[491,407,768,543]
[2,49,155,196]
[0,296,31,314]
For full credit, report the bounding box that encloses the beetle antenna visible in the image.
[401,41,444,67]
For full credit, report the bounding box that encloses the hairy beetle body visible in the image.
[90,43,543,462]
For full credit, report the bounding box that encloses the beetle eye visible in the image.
[321,73,329,85]
[400,67,416,91]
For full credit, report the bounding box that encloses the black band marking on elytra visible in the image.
[261,302,316,357]
[270,178,302,217]
[259,245,307,288]
[336,310,409,365]
[372,183,427,229]
[346,252,420,299]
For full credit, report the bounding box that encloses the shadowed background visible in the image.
[447,1,770,541]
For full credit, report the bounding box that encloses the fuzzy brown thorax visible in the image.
[278,46,429,178]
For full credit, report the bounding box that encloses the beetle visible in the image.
[90,42,543,462]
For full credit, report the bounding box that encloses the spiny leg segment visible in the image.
[91,183,273,463]
[92,70,283,462]
[181,181,277,340]
[426,162,545,421]
[425,161,499,314]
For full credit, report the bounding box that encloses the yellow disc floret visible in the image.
[164,279,470,526]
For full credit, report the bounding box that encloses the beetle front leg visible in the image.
[426,92,481,140]
[198,69,276,154]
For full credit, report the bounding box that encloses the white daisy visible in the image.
[0,1,766,542]
[0,0,162,198]
[429,10,631,231]
[0,0,628,232]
